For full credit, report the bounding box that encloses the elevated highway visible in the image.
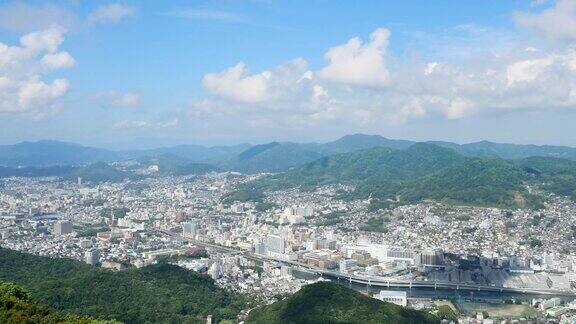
[160,229,576,297]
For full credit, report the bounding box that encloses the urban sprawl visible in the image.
[2,168,576,323]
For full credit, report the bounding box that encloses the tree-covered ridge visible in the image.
[67,162,130,183]
[2,135,576,170]
[245,282,439,324]
[356,157,530,208]
[0,248,246,324]
[516,156,576,200]
[137,154,220,176]
[265,143,467,188]
[247,143,576,208]
[223,142,324,173]
[0,140,118,167]
[0,281,114,324]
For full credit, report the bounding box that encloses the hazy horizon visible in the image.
[3,132,576,152]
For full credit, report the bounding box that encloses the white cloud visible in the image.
[515,0,576,42]
[113,120,151,129]
[87,4,135,25]
[115,92,140,107]
[0,2,78,32]
[318,28,391,87]
[165,9,247,24]
[158,118,179,128]
[0,2,135,33]
[506,57,553,86]
[18,78,69,108]
[203,62,271,103]
[99,91,140,108]
[193,25,576,132]
[0,26,74,118]
[113,118,179,130]
[41,52,75,70]
[20,26,65,53]
[202,59,310,104]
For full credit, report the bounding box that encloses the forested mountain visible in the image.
[0,166,76,178]
[124,143,251,162]
[223,142,324,173]
[264,143,467,187]
[246,143,576,208]
[0,281,111,323]
[515,156,576,200]
[245,282,438,324]
[432,140,576,161]
[67,162,130,183]
[0,140,118,167]
[0,141,247,167]
[1,135,575,174]
[0,248,246,324]
[315,133,415,154]
[136,154,219,176]
[354,157,528,208]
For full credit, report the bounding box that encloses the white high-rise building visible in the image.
[182,221,198,238]
[209,260,222,280]
[85,249,100,266]
[266,234,286,254]
[54,220,73,235]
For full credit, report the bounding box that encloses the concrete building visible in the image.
[266,234,286,254]
[182,221,198,238]
[53,220,73,235]
[84,249,100,266]
[417,249,444,267]
[375,290,407,307]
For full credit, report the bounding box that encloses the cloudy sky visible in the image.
[1,0,576,148]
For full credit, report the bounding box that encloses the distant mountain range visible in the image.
[1,134,575,171]
[0,140,118,167]
[2,134,576,201]
[0,140,249,168]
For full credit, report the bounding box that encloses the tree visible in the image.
[437,305,458,322]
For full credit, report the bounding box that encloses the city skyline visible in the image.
[2,1,576,147]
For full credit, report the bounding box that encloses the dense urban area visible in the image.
[2,153,576,323]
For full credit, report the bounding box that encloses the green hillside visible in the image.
[245,282,438,324]
[224,142,323,173]
[137,154,219,176]
[0,281,112,323]
[272,143,465,185]
[516,156,576,200]
[252,143,543,208]
[314,133,414,154]
[0,165,76,178]
[67,162,129,183]
[356,157,529,208]
[0,140,118,167]
[0,248,246,324]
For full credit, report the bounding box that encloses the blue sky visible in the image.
[1,0,575,149]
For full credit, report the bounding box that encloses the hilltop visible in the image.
[245,281,438,324]
[0,281,112,323]
[0,248,246,324]
[250,143,529,208]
